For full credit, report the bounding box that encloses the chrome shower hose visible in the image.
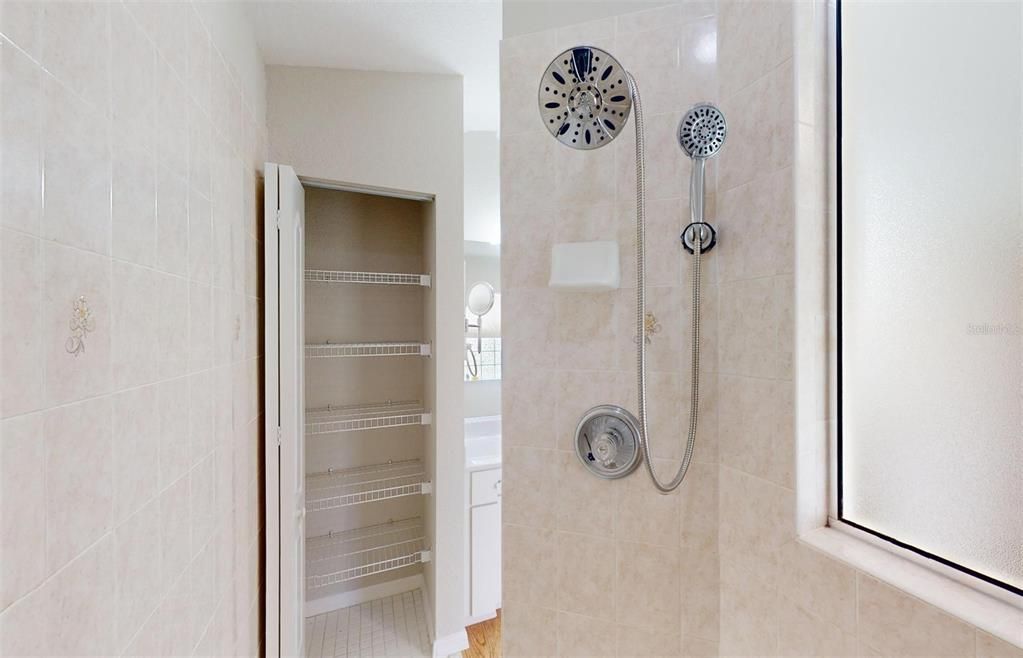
[627,72,703,494]
[465,344,479,378]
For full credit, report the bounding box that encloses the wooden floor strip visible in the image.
[462,610,501,658]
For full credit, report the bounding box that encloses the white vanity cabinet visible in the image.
[468,466,501,620]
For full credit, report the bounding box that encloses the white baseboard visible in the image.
[464,610,498,626]
[432,629,469,658]
[304,574,426,618]
[421,578,469,657]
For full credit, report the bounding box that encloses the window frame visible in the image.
[832,0,1022,600]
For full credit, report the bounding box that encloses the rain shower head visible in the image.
[538,46,632,150]
[677,103,727,159]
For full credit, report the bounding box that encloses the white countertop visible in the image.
[465,415,501,471]
[465,456,501,472]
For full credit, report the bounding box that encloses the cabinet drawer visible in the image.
[470,468,502,506]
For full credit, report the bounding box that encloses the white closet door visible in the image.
[265,162,306,657]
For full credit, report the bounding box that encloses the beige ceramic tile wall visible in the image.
[0,2,266,655]
[715,0,798,653]
[503,1,1022,657]
[500,5,721,656]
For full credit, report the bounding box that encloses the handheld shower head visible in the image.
[678,103,726,253]
[538,46,632,150]
[677,103,727,159]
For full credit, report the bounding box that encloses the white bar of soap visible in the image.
[548,240,620,292]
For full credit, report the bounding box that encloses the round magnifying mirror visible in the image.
[466,281,495,317]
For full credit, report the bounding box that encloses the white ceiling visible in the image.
[248,1,502,132]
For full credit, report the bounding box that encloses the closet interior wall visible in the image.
[303,187,431,603]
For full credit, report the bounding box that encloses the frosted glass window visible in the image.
[839,1,1022,593]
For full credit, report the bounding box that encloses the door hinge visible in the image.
[276,426,282,446]
[275,208,281,230]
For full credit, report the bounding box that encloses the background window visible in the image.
[838,0,1022,594]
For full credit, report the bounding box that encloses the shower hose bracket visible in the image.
[681,222,717,254]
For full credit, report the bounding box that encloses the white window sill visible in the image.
[800,525,1023,648]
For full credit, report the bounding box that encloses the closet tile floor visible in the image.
[305,589,432,657]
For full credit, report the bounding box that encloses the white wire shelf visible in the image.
[305,269,431,287]
[305,400,431,435]
[305,342,431,358]
[306,460,431,511]
[306,518,430,589]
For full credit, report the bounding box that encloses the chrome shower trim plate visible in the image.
[538,46,633,150]
[574,404,642,480]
